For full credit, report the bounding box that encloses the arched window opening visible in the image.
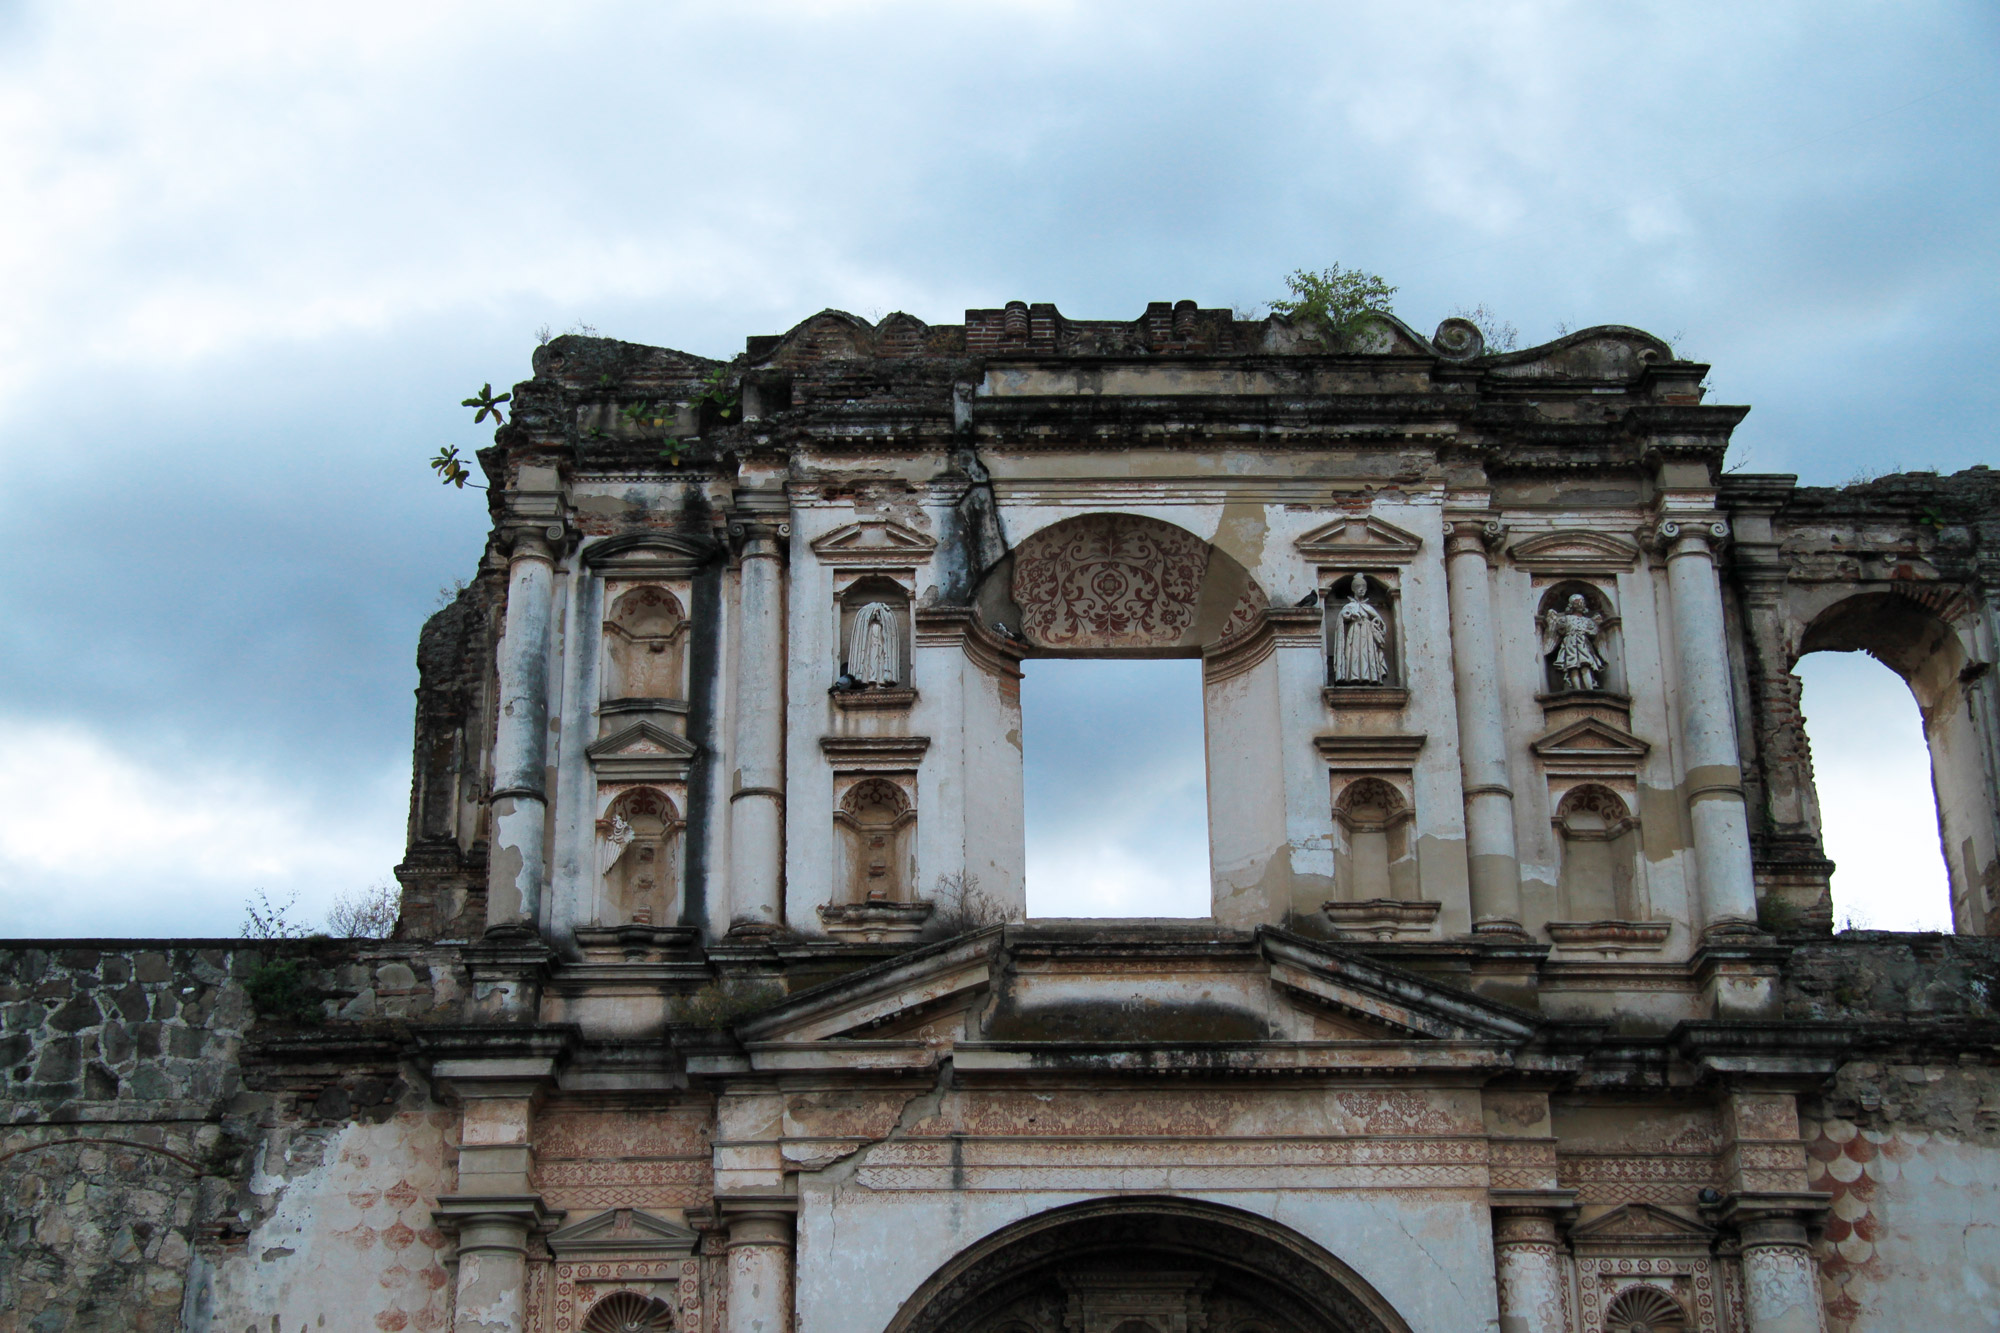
[1795,650,1950,931]
[598,787,682,927]
[604,586,687,702]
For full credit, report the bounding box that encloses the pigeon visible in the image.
[1295,590,1319,608]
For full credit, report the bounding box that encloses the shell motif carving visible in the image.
[1603,1285,1687,1333]
[582,1290,675,1333]
[1011,515,1213,650]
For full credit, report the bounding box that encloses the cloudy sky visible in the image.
[2,2,1991,936]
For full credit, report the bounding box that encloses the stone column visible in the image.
[1445,518,1525,933]
[725,1209,794,1333]
[1491,1209,1567,1333]
[488,528,558,933]
[728,519,788,931]
[1738,1214,1824,1333]
[1658,519,1759,931]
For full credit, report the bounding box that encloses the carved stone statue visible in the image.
[1542,593,1606,691]
[847,602,901,687]
[1332,574,1390,684]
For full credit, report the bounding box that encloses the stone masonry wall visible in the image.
[0,941,469,1333]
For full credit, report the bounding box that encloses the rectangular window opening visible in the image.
[1022,658,1211,919]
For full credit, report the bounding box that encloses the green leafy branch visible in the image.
[430,445,486,489]
[1918,506,1947,530]
[462,382,511,425]
[693,367,738,422]
[1270,264,1398,344]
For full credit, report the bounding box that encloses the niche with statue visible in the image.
[1322,572,1404,707]
[597,786,684,928]
[832,576,913,706]
[1536,581,1623,696]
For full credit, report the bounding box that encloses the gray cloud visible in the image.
[1,1,1989,933]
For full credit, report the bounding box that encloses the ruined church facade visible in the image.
[7,303,2000,1333]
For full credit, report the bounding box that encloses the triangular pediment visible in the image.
[809,519,938,567]
[723,925,1539,1073]
[547,1208,699,1260]
[1508,529,1640,574]
[1571,1203,1715,1242]
[1294,515,1424,566]
[587,720,701,780]
[1531,716,1650,760]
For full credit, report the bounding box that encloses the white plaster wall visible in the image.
[792,1180,1497,1333]
[1805,1114,2000,1332]
[206,1111,458,1333]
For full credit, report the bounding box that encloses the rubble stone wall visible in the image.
[0,941,468,1333]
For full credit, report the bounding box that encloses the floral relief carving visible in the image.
[1013,515,1209,647]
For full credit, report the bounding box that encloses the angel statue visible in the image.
[1542,593,1606,691]
[846,602,901,687]
[1332,574,1390,684]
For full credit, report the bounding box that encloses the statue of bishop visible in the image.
[1332,574,1391,684]
[847,602,901,688]
[1541,593,1606,691]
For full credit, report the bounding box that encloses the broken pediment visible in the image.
[1531,716,1650,775]
[1484,326,1675,382]
[587,721,701,781]
[1294,516,1425,567]
[1508,529,1641,576]
[716,925,1540,1074]
[547,1207,700,1261]
[809,519,938,568]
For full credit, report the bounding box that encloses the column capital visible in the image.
[431,1194,565,1241]
[728,517,791,560]
[1445,515,1509,560]
[1644,515,1731,557]
[505,524,564,562]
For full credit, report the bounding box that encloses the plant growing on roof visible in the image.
[430,445,485,489]
[692,366,739,422]
[462,382,511,425]
[1270,265,1398,344]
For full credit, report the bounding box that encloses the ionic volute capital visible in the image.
[1643,516,1730,557]
[728,517,792,561]
[506,523,564,563]
[1445,517,1508,561]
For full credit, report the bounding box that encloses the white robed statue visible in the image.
[1332,574,1390,684]
[1541,593,1606,691]
[847,602,901,687]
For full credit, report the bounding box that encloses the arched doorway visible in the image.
[884,1198,1411,1333]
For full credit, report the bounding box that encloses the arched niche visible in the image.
[1535,580,1623,696]
[836,574,912,689]
[834,777,916,905]
[1323,572,1399,687]
[1331,777,1416,902]
[1793,590,1991,931]
[884,1197,1412,1333]
[603,586,688,702]
[598,787,683,927]
[1553,784,1640,921]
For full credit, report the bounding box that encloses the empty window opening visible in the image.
[1022,658,1209,918]
[1796,651,1950,930]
